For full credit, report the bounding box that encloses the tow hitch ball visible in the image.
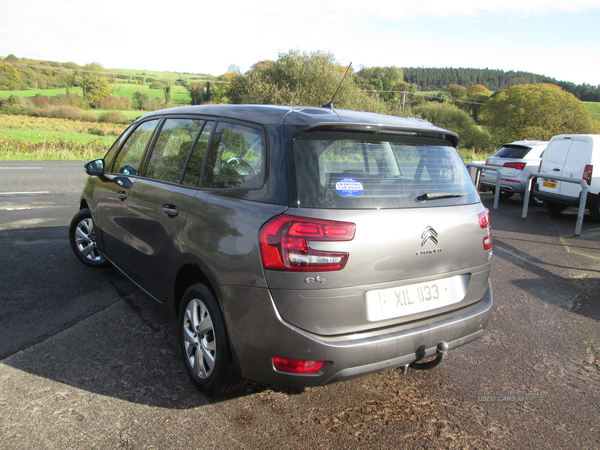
[409,341,449,371]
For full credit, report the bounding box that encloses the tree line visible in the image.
[402,67,600,101]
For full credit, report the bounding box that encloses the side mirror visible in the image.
[85,159,105,176]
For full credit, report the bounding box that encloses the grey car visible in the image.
[69,104,493,394]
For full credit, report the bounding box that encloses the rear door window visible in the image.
[202,122,266,190]
[294,131,479,209]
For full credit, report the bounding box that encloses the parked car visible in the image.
[534,134,600,221]
[69,104,493,394]
[480,140,548,203]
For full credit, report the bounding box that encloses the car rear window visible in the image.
[495,145,531,159]
[294,131,480,209]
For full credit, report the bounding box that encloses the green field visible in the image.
[0,83,192,105]
[0,87,85,98]
[585,102,600,120]
[116,68,215,82]
[110,83,190,104]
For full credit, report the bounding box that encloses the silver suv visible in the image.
[480,140,548,202]
[70,105,493,394]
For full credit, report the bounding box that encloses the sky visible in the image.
[1,0,600,85]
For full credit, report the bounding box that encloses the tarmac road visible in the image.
[1,161,599,449]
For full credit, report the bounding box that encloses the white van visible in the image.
[534,134,600,222]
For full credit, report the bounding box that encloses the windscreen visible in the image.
[294,131,480,209]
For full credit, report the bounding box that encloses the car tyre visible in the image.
[69,208,108,267]
[589,197,600,223]
[499,190,514,199]
[543,200,568,214]
[179,283,245,395]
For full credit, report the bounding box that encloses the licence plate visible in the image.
[365,279,459,322]
[543,181,557,189]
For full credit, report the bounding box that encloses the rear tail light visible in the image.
[259,215,356,271]
[503,162,526,170]
[272,356,326,374]
[583,164,593,186]
[478,209,492,251]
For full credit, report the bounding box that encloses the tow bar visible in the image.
[409,341,449,371]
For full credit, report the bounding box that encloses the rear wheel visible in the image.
[499,190,514,199]
[69,208,108,267]
[179,283,244,395]
[543,200,568,214]
[589,197,600,223]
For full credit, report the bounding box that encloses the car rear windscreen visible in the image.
[294,131,480,209]
[495,145,530,159]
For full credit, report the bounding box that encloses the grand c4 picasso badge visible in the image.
[417,226,442,256]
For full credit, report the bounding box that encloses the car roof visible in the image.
[137,104,458,144]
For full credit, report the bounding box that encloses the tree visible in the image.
[82,76,112,105]
[0,62,21,90]
[355,66,405,102]
[412,102,492,150]
[227,50,386,113]
[469,84,491,96]
[446,84,467,99]
[164,84,171,104]
[480,83,600,144]
[189,83,204,105]
[133,91,150,110]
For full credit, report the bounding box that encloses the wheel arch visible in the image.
[172,261,221,317]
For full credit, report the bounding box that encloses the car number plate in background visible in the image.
[365,279,459,322]
[543,180,557,189]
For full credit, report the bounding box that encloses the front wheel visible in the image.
[69,208,108,267]
[179,283,244,395]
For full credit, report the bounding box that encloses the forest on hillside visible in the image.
[402,67,600,101]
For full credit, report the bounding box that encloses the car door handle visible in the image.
[553,168,561,171]
[162,205,179,218]
[118,191,127,201]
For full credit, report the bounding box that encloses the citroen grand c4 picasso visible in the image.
[70,104,493,394]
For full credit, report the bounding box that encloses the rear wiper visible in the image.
[415,192,464,202]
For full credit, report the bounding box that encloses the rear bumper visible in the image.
[480,178,525,194]
[533,183,598,207]
[221,280,493,387]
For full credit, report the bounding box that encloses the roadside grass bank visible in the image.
[0,115,126,160]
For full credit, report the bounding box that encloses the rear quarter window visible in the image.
[294,131,479,209]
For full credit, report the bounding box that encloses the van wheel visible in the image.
[543,200,568,214]
[179,283,245,395]
[69,209,108,267]
[589,197,600,223]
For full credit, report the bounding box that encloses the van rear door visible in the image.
[560,137,593,197]
[539,136,572,196]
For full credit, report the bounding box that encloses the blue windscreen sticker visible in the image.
[336,178,364,197]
